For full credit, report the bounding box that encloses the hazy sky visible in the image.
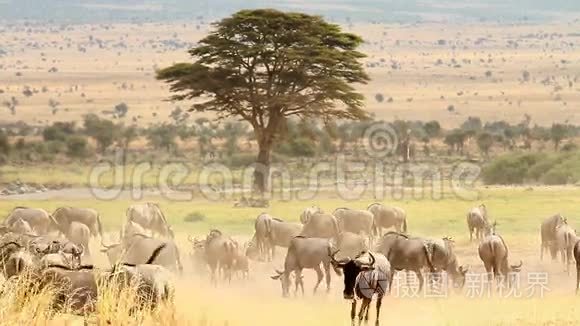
[0,0,579,23]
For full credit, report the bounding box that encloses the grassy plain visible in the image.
[1,187,580,324]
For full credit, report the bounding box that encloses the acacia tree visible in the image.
[157,9,369,193]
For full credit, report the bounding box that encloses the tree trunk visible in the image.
[253,137,273,194]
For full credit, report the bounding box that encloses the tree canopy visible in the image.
[157,9,370,192]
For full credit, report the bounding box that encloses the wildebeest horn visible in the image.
[330,250,349,266]
[100,237,118,249]
[511,260,523,269]
[367,251,376,267]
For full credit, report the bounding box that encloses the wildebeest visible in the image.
[51,207,103,238]
[334,208,374,242]
[10,218,36,235]
[126,203,174,238]
[375,231,436,291]
[111,261,175,311]
[39,265,98,314]
[121,220,149,239]
[478,234,523,288]
[331,251,391,326]
[540,213,567,261]
[555,223,577,274]
[428,237,469,289]
[253,213,273,261]
[467,204,491,241]
[271,236,340,297]
[100,233,183,273]
[203,229,238,284]
[573,240,580,293]
[300,211,339,239]
[300,206,323,224]
[64,221,91,258]
[367,203,407,236]
[232,244,250,280]
[187,235,208,274]
[263,217,302,260]
[3,207,55,235]
[336,232,369,259]
[1,242,35,278]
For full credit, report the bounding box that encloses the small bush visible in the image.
[184,211,206,223]
[226,153,257,168]
[66,135,89,158]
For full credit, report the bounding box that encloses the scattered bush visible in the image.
[184,211,206,223]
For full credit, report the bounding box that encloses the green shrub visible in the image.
[482,153,542,184]
[184,211,206,223]
[226,153,256,168]
[483,151,580,185]
[66,135,89,158]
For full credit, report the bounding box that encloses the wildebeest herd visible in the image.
[0,202,578,325]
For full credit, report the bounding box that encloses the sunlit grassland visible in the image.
[1,187,579,238]
[0,186,579,325]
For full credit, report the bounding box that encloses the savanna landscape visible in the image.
[1,1,580,325]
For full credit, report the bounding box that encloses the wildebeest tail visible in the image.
[174,244,184,274]
[146,243,167,264]
[331,216,340,239]
[96,213,104,238]
[422,243,435,273]
[265,217,274,244]
[402,218,408,233]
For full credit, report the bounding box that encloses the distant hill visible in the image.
[0,0,579,24]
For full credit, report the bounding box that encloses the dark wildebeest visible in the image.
[51,207,103,238]
[573,240,580,293]
[100,233,183,273]
[367,203,407,236]
[377,233,468,291]
[467,204,491,242]
[540,213,567,261]
[126,203,174,238]
[375,232,436,291]
[4,207,55,235]
[336,232,369,259]
[271,236,340,297]
[52,219,91,258]
[334,208,374,243]
[331,251,391,326]
[203,230,238,284]
[555,223,577,274]
[42,243,172,314]
[428,237,469,290]
[0,241,36,278]
[300,210,339,240]
[478,234,523,288]
[39,265,98,314]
